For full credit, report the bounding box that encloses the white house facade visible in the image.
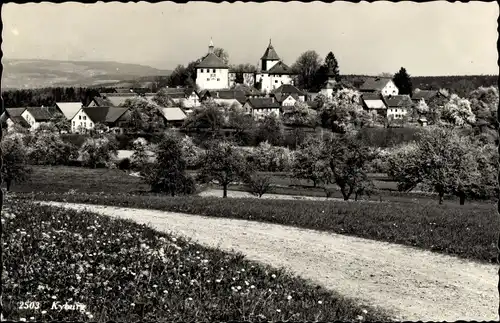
[196,39,230,90]
[256,40,296,93]
[71,108,95,133]
[381,80,399,96]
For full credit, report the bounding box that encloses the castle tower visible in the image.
[260,39,280,72]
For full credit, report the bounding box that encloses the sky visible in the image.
[2,1,498,76]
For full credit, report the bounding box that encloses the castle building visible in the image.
[255,40,296,93]
[196,39,297,93]
[195,39,230,90]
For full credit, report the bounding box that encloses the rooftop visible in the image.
[246,97,281,109]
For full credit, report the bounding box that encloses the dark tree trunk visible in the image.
[313,179,317,188]
[223,184,228,198]
[438,192,444,205]
[459,193,466,205]
[354,192,358,201]
[340,186,350,201]
[6,180,11,192]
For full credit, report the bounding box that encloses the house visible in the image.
[255,40,298,93]
[271,84,306,102]
[274,93,299,107]
[91,93,138,107]
[206,89,248,108]
[196,39,230,90]
[70,107,130,134]
[158,107,187,128]
[55,102,83,120]
[411,90,438,104]
[243,97,281,120]
[21,106,62,131]
[319,79,338,100]
[360,93,387,116]
[384,94,412,120]
[159,88,201,108]
[359,77,399,96]
[0,108,30,132]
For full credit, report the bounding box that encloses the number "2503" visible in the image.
[18,301,41,310]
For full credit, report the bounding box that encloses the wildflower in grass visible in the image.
[318,300,323,304]
[20,318,26,322]
[237,286,242,290]
[30,317,34,320]
[215,279,221,283]
[187,298,193,301]
[250,285,255,289]
[131,303,135,307]
[41,311,47,315]
[51,296,57,300]
[287,295,292,300]
[153,284,158,288]
[362,309,368,314]
[241,268,245,272]
[245,281,249,286]
[271,274,276,279]
[276,309,281,313]
[163,290,168,294]
[356,315,364,321]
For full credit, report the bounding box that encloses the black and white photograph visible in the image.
[0,1,499,321]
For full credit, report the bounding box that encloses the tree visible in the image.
[179,135,204,169]
[226,103,256,144]
[197,140,250,198]
[1,133,31,191]
[319,88,366,134]
[142,133,195,196]
[250,141,294,172]
[282,101,318,128]
[153,88,174,107]
[26,132,78,166]
[292,50,322,90]
[245,173,272,198]
[79,135,118,168]
[93,122,108,134]
[469,86,498,129]
[393,67,413,96]
[387,127,483,205]
[322,134,376,201]
[313,52,341,90]
[441,94,476,127]
[292,136,331,188]
[213,47,229,65]
[122,97,166,133]
[130,137,150,172]
[182,100,225,135]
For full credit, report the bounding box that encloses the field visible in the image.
[1,198,390,321]
[12,165,499,264]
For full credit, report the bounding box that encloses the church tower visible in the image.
[260,39,280,72]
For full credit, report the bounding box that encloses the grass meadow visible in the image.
[1,198,391,322]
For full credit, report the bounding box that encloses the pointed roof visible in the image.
[266,61,294,75]
[81,107,129,123]
[261,39,280,60]
[197,53,229,69]
[272,84,305,96]
[56,102,83,120]
[359,77,393,92]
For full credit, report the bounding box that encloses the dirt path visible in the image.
[39,201,498,321]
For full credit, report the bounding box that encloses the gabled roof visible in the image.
[56,102,83,120]
[261,41,280,60]
[81,107,129,123]
[91,97,114,107]
[9,116,31,128]
[197,53,229,69]
[361,93,383,100]
[210,90,248,104]
[384,95,412,108]
[274,93,299,104]
[362,98,387,110]
[159,107,187,122]
[412,90,438,101]
[101,94,137,107]
[266,61,294,75]
[25,106,61,121]
[272,84,305,96]
[5,107,26,118]
[246,98,281,109]
[359,77,393,91]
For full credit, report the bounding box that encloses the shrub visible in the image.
[79,135,118,168]
[118,158,132,171]
[1,133,31,191]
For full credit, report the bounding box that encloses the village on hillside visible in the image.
[0,38,465,135]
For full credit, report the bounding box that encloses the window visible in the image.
[200,69,204,73]
[207,78,210,81]
[90,123,93,127]
[83,116,87,120]
[73,121,75,126]
[275,80,278,83]
[212,69,216,73]
[84,122,86,127]
[217,78,220,81]
[79,116,81,120]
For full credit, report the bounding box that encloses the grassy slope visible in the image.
[12,166,498,265]
[2,198,390,321]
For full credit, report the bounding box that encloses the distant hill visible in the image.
[1,59,172,90]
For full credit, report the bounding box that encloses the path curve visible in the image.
[39,201,498,321]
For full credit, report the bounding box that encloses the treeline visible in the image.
[1,87,119,110]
